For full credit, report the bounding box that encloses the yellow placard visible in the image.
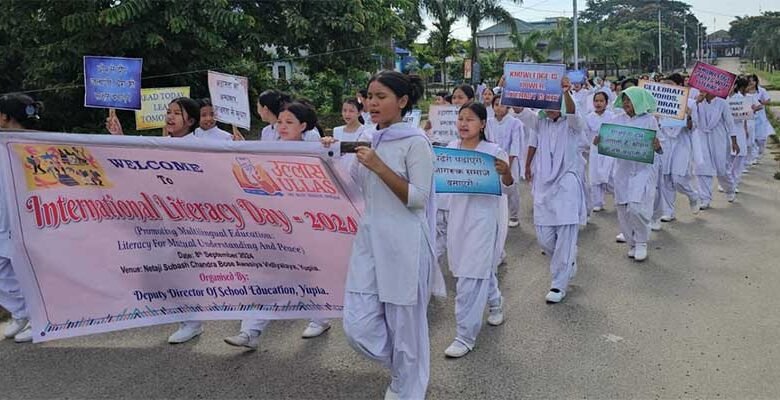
[134,87,191,130]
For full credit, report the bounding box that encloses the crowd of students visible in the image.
[0,67,775,399]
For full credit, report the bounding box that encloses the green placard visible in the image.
[597,123,656,164]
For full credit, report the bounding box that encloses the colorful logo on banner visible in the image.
[597,123,657,164]
[688,61,736,99]
[434,147,501,195]
[13,145,111,190]
[232,157,339,197]
[501,62,566,110]
[83,56,143,110]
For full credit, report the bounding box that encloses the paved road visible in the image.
[717,57,780,99]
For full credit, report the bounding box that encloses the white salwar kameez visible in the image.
[612,113,659,249]
[342,123,442,400]
[487,115,524,221]
[0,181,27,320]
[692,97,737,205]
[584,110,616,209]
[446,140,512,350]
[655,116,700,219]
[192,126,233,141]
[260,124,321,142]
[727,94,750,191]
[753,88,773,159]
[510,107,538,178]
[527,114,587,292]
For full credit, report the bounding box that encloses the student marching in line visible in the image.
[487,96,524,228]
[323,71,444,400]
[357,88,374,126]
[224,101,332,349]
[748,74,774,165]
[584,91,616,212]
[333,98,372,172]
[692,89,739,208]
[481,86,496,119]
[444,102,513,358]
[0,93,44,343]
[595,87,662,262]
[524,83,588,303]
[435,85,475,269]
[653,74,701,223]
[727,78,751,193]
[257,89,291,141]
[193,98,235,141]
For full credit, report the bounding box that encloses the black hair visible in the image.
[666,73,684,86]
[198,98,213,108]
[435,91,448,98]
[281,101,320,134]
[491,95,502,106]
[453,84,475,100]
[482,86,495,96]
[343,97,364,124]
[169,97,200,133]
[257,89,291,118]
[0,93,43,129]
[734,77,750,94]
[444,94,453,104]
[367,70,424,115]
[592,91,609,102]
[621,78,638,90]
[459,101,488,141]
[358,89,368,98]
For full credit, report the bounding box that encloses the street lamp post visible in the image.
[657,0,662,73]
[573,0,579,70]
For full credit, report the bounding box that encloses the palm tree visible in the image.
[508,30,546,62]
[423,0,459,89]
[545,18,573,65]
[456,0,521,80]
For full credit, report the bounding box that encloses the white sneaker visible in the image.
[616,233,626,243]
[545,289,566,303]
[691,200,701,215]
[3,318,28,339]
[444,339,471,358]
[735,187,740,193]
[650,219,662,231]
[634,244,648,262]
[384,387,401,400]
[660,215,675,222]
[302,321,331,338]
[700,203,711,210]
[14,324,32,343]
[628,247,636,258]
[727,193,736,203]
[592,206,603,212]
[487,297,504,326]
[508,218,520,228]
[718,185,724,192]
[167,321,203,344]
[223,331,260,349]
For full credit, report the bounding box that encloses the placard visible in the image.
[83,56,143,110]
[501,62,565,110]
[640,80,690,120]
[688,61,737,99]
[402,109,422,128]
[0,133,360,342]
[566,69,588,84]
[597,123,657,164]
[728,97,754,121]
[434,147,500,195]
[428,105,460,144]
[135,87,191,130]
[207,71,251,129]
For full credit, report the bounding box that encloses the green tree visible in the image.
[546,18,573,66]
[508,30,546,63]
[423,0,459,88]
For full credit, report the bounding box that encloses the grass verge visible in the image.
[747,66,780,90]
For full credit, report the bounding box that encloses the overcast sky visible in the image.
[419,0,776,42]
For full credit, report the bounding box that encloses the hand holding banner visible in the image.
[501,62,566,110]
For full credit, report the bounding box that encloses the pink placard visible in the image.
[688,61,736,99]
[1,136,359,342]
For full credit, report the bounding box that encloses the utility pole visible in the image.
[657,0,662,73]
[573,0,579,69]
[683,13,687,72]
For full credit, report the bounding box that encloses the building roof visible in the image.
[477,17,560,36]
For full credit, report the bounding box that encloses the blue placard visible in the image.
[434,147,501,196]
[566,68,588,84]
[83,56,143,110]
[500,62,565,110]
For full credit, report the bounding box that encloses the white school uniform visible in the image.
[753,88,774,161]
[611,113,659,248]
[446,140,511,349]
[260,124,321,142]
[584,109,616,209]
[727,93,750,189]
[332,124,373,173]
[655,116,700,218]
[509,107,538,177]
[692,97,737,203]
[527,113,587,291]
[487,115,523,220]
[342,123,442,400]
[0,179,28,321]
[191,126,233,141]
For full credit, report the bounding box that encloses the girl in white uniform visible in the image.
[257,90,291,141]
[324,71,444,400]
[192,98,235,141]
[481,87,496,120]
[727,78,751,193]
[0,93,44,343]
[223,101,332,349]
[692,92,739,207]
[443,102,513,358]
[487,95,524,228]
[525,86,588,303]
[584,91,616,212]
[596,87,662,262]
[748,75,774,164]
